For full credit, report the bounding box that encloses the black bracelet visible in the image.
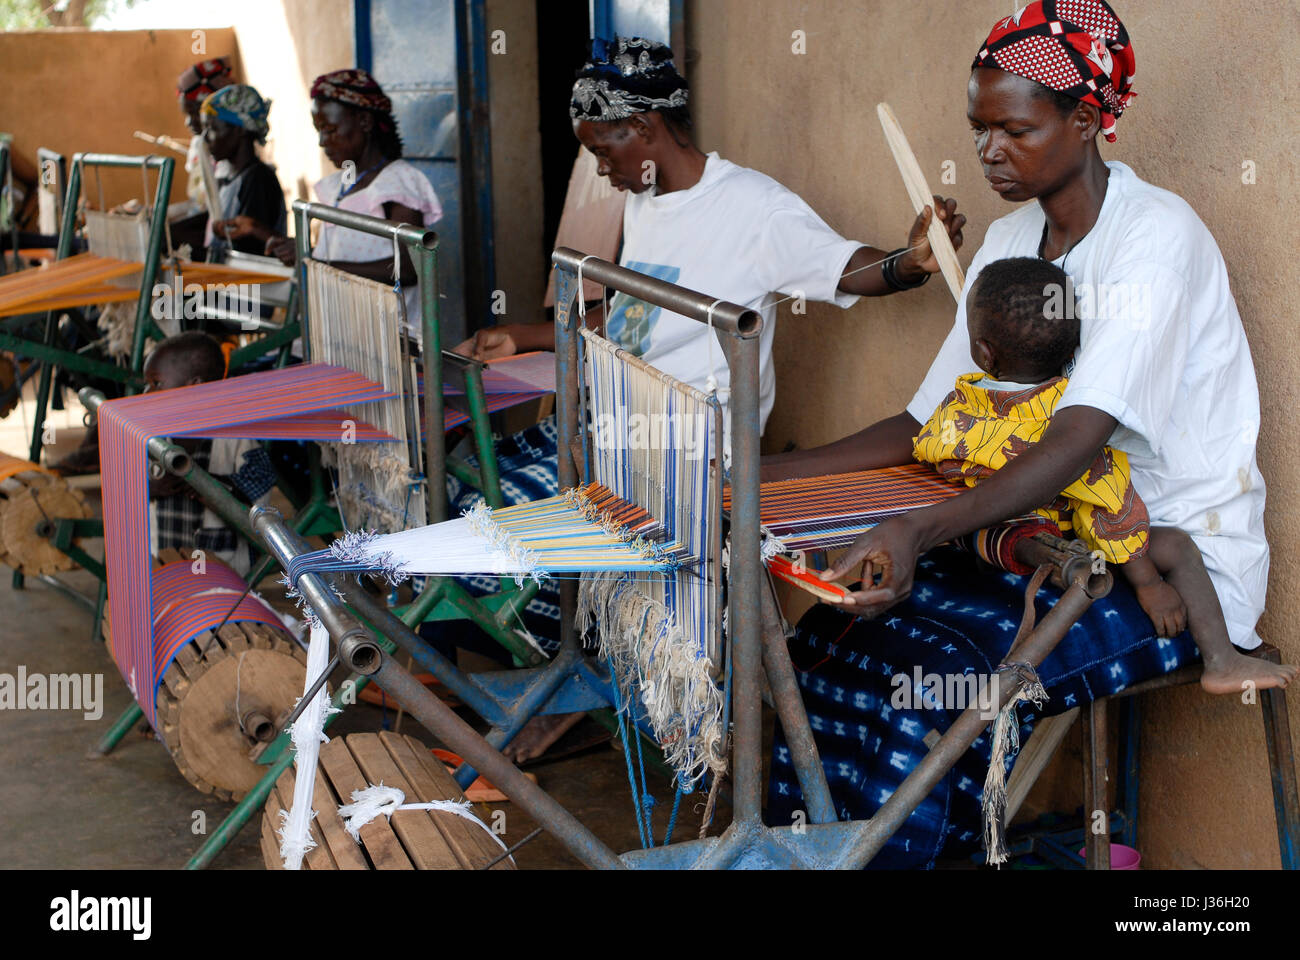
[882,247,931,292]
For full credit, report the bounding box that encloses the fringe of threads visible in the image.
[577,572,726,792]
[337,445,423,535]
[463,500,544,586]
[982,661,1048,867]
[563,486,689,572]
[759,526,788,562]
[327,528,409,587]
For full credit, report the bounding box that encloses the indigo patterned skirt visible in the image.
[765,546,1199,868]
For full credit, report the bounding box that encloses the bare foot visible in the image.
[502,711,585,763]
[1134,580,1187,638]
[1200,651,1298,695]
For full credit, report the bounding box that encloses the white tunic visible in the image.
[313,159,443,336]
[908,161,1268,647]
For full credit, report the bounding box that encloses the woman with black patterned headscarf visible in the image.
[451,36,967,763]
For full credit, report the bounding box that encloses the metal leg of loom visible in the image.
[1258,652,1300,869]
[1081,697,1112,869]
[91,702,145,758]
[829,574,1100,870]
[759,579,836,824]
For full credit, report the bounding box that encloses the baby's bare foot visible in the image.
[1200,652,1297,695]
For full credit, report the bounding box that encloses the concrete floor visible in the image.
[0,557,718,869]
[0,379,729,869]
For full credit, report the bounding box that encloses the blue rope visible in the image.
[611,678,649,849]
[631,691,655,848]
[664,784,684,845]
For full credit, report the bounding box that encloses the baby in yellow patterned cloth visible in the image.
[913,257,1294,695]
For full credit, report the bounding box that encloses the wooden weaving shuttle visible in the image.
[767,554,849,604]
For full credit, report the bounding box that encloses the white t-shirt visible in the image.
[313,159,443,336]
[909,161,1268,647]
[610,153,862,441]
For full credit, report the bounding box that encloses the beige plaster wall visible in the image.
[0,28,241,208]
[688,0,1299,868]
[485,0,547,321]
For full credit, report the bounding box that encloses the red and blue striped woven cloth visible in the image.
[98,364,396,724]
[146,560,287,681]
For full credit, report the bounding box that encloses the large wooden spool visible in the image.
[104,549,309,801]
[0,456,89,574]
[260,732,514,870]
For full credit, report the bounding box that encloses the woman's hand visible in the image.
[264,235,297,266]
[820,513,926,617]
[212,215,267,243]
[897,195,966,282]
[453,326,518,361]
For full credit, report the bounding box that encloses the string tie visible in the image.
[704,298,723,395]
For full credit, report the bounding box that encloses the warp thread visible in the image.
[278,621,339,869]
[577,571,725,791]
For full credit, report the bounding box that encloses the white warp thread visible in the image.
[338,783,514,864]
[278,620,334,869]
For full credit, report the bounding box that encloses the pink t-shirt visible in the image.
[312,159,443,335]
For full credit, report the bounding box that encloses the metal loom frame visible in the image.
[190,250,1114,869]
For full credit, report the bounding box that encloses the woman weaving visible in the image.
[450,37,966,761]
[762,0,1276,865]
[265,69,442,339]
[203,84,288,259]
[458,37,965,436]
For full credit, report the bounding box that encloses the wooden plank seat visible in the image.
[260,731,515,870]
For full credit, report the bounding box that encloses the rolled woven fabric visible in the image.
[957,517,1062,576]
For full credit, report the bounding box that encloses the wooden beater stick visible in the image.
[876,102,966,304]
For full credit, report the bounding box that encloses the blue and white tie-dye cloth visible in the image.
[766,545,1199,868]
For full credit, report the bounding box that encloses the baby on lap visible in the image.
[912,257,1294,694]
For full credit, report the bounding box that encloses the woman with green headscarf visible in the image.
[203,84,287,258]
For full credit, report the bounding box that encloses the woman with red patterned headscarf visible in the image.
[264,68,442,339]
[177,57,234,136]
[766,1,1272,865]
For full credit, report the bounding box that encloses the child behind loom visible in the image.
[912,257,1295,694]
[143,332,275,576]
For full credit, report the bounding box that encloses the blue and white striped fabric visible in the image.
[766,545,1198,868]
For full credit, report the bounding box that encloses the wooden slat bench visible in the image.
[260,731,515,870]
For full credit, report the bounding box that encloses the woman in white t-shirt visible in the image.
[764,0,1277,869]
[266,69,442,335]
[769,0,1269,652]
[449,36,965,763]
[458,37,965,438]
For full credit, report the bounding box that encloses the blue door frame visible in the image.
[354,0,496,345]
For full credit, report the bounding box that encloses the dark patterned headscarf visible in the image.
[570,37,689,122]
[201,84,271,142]
[177,58,233,101]
[309,68,402,156]
[310,69,393,114]
[973,1,1136,142]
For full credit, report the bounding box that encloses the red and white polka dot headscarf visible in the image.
[973,1,1136,142]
